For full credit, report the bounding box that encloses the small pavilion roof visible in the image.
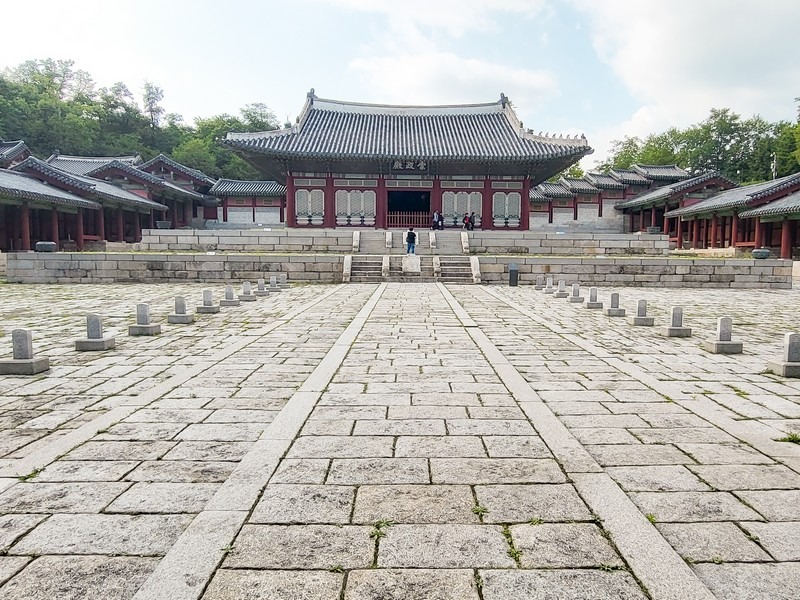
[528,187,548,202]
[632,164,690,181]
[738,190,800,219]
[665,173,800,218]
[0,168,100,210]
[584,172,626,190]
[224,90,592,175]
[0,140,30,166]
[559,177,599,194]
[610,169,650,185]
[45,153,142,176]
[87,160,210,202]
[616,171,736,211]
[139,154,215,186]
[537,181,574,198]
[209,179,285,197]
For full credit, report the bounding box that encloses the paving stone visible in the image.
[270,459,330,484]
[605,402,690,414]
[106,482,219,513]
[378,524,515,568]
[657,522,771,562]
[0,482,131,513]
[344,569,479,600]
[572,428,642,444]
[740,521,800,560]
[162,441,253,461]
[327,459,429,485]
[9,514,192,555]
[387,406,468,419]
[694,563,800,600]
[0,515,45,553]
[175,423,266,441]
[480,569,648,599]
[482,436,551,458]
[124,460,234,482]
[549,402,612,415]
[539,390,617,403]
[467,406,526,419]
[0,556,157,600]
[95,422,188,441]
[321,393,410,406]
[126,409,212,423]
[394,436,486,458]
[606,466,711,492]
[688,464,800,490]
[587,444,692,466]
[431,458,565,484]
[353,419,446,436]
[311,406,387,420]
[288,436,393,458]
[301,420,354,435]
[250,484,354,524]
[224,525,373,569]
[353,485,477,524]
[676,443,774,465]
[65,441,176,461]
[630,491,763,522]
[510,523,623,568]
[0,557,30,587]
[35,460,139,482]
[203,569,343,600]
[735,490,800,520]
[446,419,536,436]
[561,414,649,428]
[476,483,592,523]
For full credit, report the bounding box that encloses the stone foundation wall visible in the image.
[468,231,669,256]
[6,253,792,288]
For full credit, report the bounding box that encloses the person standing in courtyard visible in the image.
[469,212,476,230]
[463,213,470,229]
[432,211,439,230]
[437,212,444,229]
[406,226,417,254]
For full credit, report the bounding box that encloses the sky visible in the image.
[2,0,799,168]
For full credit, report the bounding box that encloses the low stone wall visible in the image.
[139,228,669,257]
[478,257,793,288]
[5,253,792,288]
[0,252,6,277]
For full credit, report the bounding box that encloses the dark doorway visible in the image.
[388,191,430,212]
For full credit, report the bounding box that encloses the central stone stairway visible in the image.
[349,255,384,283]
[438,256,474,283]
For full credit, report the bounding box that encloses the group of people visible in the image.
[430,211,478,230]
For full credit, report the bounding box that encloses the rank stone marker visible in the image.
[534,274,545,290]
[767,332,800,377]
[168,296,195,324]
[196,289,221,314]
[0,329,50,375]
[269,276,282,293]
[278,273,290,289]
[75,314,116,350]
[239,281,257,302]
[629,299,655,326]
[220,285,241,307]
[543,276,555,294]
[585,287,603,309]
[255,278,270,297]
[553,279,569,298]
[129,303,161,336]
[604,292,626,317]
[701,316,743,354]
[568,283,585,303]
[660,306,692,337]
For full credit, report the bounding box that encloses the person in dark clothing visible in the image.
[437,213,444,230]
[406,227,417,254]
[462,213,470,229]
[469,212,476,230]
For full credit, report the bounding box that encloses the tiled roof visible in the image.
[209,179,285,197]
[738,191,800,219]
[45,153,142,176]
[665,173,800,218]
[528,187,547,202]
[616,172,735,211]
[559,177,599,194]
[610,169,650,185]
[224,91,592,164]
[633,164,690,181]
[88,160,208,201]
[139,154,215,186]
[537,182,574,198]
[584,172,625,190]
[0,140,30,165]
[15,157,167,212]
[0,168,100,210]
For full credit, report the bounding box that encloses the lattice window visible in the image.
[335,190,376,226]
[295,189,324,225]
[442,191,482,227]
[492,192,521,228]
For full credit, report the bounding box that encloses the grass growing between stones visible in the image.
[17,467,42,482]
[645,513,657,524]
[472,504,488,517]
[369,520,393,540]
[776,432,800,444]
[501,525,522,565]
[527,517,544,525]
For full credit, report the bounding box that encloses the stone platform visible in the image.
[0,282,798,599]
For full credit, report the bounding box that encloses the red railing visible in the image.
[387,211,430,228]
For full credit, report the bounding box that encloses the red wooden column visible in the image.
[731,213,739,246]
[149,210,155,229]
[279,198,285,224]
[650,206,657,227]
[754,217,762,248]
[481,179,493,230]
[547,200,554,225]
[639,208,645,230]
[710,216,718,248]
[323,175,336,228]
[116,208,125,242]
[676,217,683,246]
[98,208,106,241]
[780,219,792,259]
[20,203,31,251]
[692,220,699,248]
[572,198,578,222]
[76,208,85,251]
[170,201,177,228]
[597,193,603,218]
[134,212,142,242]
[520,178,531,230]
[431,178,442,223]
[375,176,387,229]
[51,207,59,249]
[285,175,297,228]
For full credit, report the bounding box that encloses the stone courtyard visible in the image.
[0,280,798,599]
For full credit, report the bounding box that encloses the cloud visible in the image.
[349,52,558,111]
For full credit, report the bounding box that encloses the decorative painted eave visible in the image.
[537,181,574,199]
[0,140,31,166]
[14,157,96,192]
[609,169,650,185]
[738,190,800,219]
[616,171,734,211]
[87,160,168,187]
[45,152,142,176]
[209,179,286,197]
[632,164,690,181]
[139,153,216,186]
[559,176,599,194]
[0,168,100,210]
[584,172,626,190]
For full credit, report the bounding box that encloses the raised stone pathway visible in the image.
[0,281,798,599]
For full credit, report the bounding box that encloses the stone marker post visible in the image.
[568,283,584,303]
[543,276,555,294]
[0,329,50,375]
[767,332,800,377]
[269,276,282,293]
[660,306,692,337]
[554,279,569,298]
[278,273,289,289]
[168,296,195,324]
[256,278,270,297]
[197,289,221,314]
[629,299,655,326]
[220,284,241,307]
[534,275,545,291]
[701,317,742,354]
[75,314,116,350]
[129,303,161,336]
[239,281,257,302]
[585,287,603,309]
[603,292,626,317]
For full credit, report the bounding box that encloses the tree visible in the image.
[142,81,165,130]
[595,136,642,171]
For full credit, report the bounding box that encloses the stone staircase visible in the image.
[388,256,436,282]
[438,256,474,284]
[349,255,384,283]
[357,229,465,255]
